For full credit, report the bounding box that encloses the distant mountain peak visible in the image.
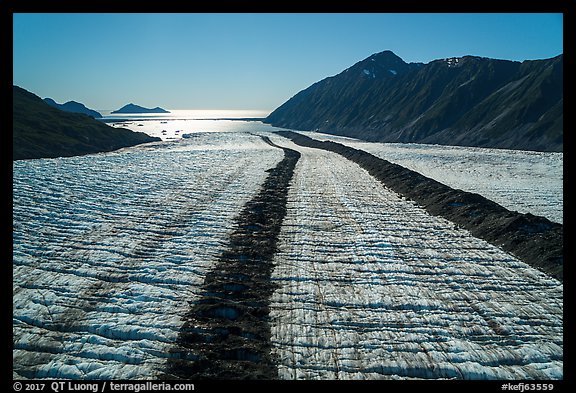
[347,50,410,80]
[370,50,403,61]
[112,103,170,114]
[43,97,102,118]
[359,50,406,66]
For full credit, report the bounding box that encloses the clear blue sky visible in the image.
[13,13,563,112]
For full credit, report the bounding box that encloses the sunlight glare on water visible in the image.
[99,109,276,140]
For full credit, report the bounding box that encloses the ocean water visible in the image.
[98,109,281,140]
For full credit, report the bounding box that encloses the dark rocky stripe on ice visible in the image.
[277,130,563,281]
[164,136,300,379]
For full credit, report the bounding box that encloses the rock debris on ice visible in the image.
[13,133,284,379]
[266,135,562,380]
[13,131,563,380]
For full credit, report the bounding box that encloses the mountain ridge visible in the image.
[13,86,160,160]
[265,51,563,152]
[43,98,102,118]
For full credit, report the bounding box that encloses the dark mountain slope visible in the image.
[265,51,562,152]
[14,86,160,160]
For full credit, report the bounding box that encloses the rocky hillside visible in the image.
[265,51,563,152]
[13,86,160,160]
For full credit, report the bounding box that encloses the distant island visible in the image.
[112,103,170,114]
[265,50,563,152]
[44,97,102,118]
[13,86,160,160]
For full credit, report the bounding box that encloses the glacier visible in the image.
[13,130,563,380]
[300,131,563,224]
[266,135,562,379]
[13,133,284,379]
